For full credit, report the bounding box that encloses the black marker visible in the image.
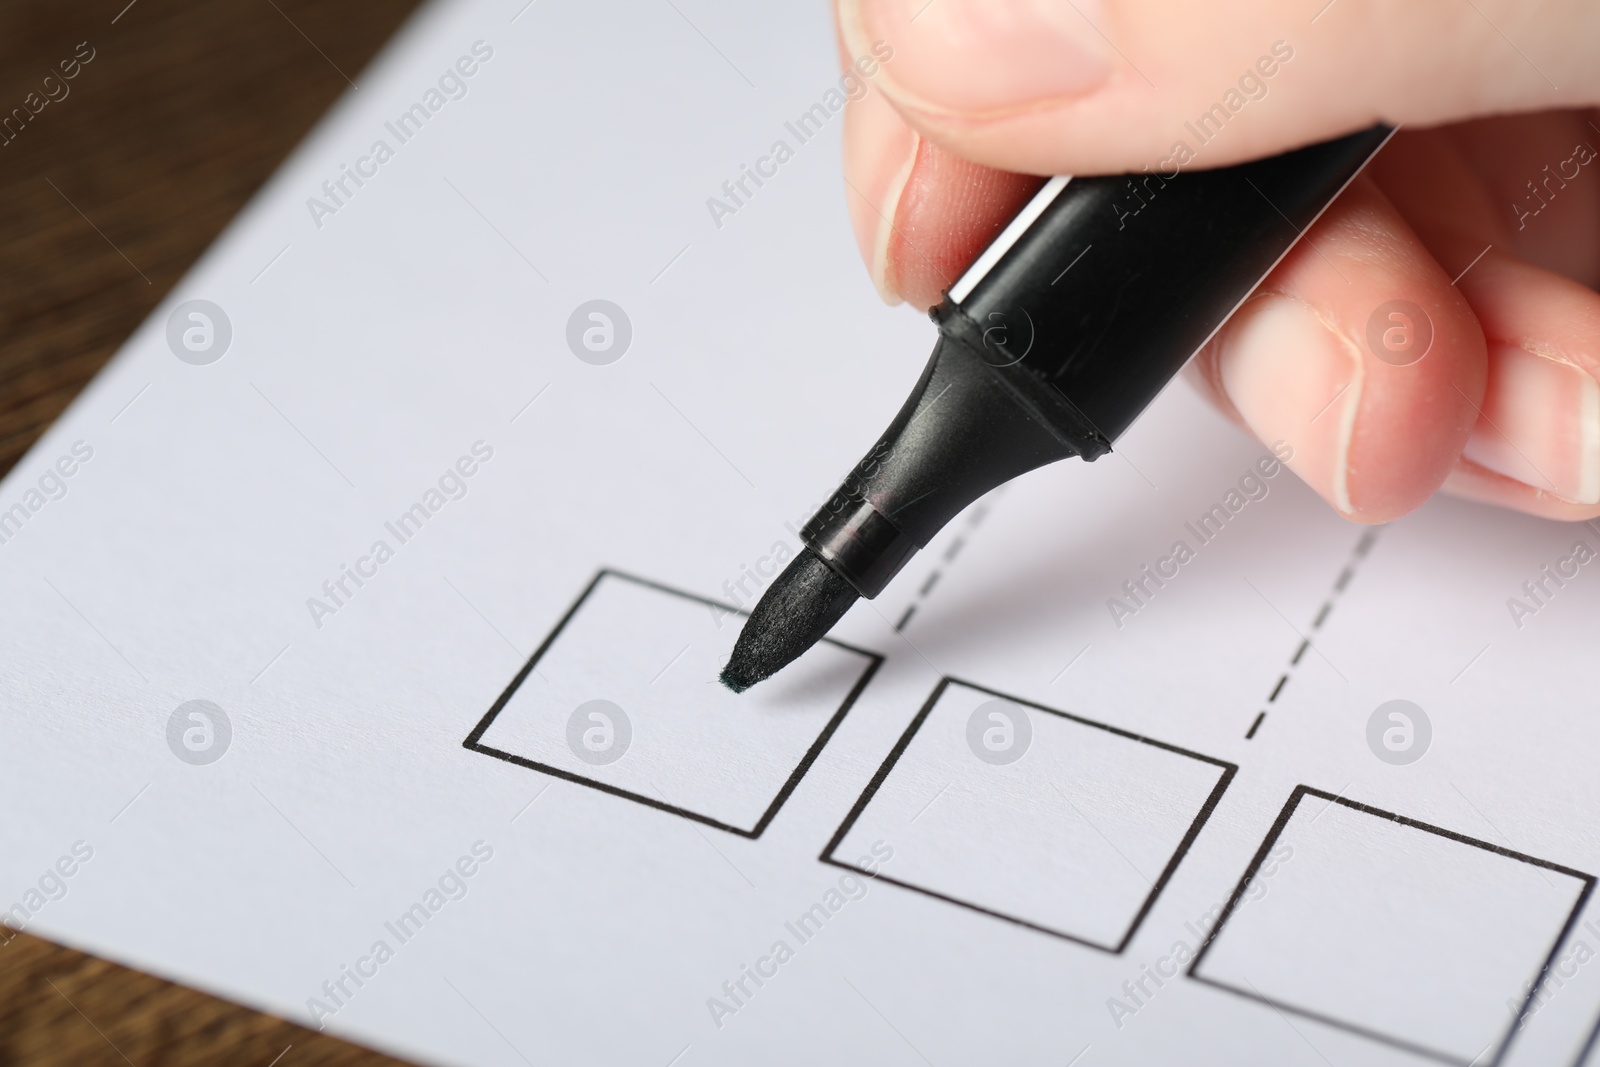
[721,125,1394,693]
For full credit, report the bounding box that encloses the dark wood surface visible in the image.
[0,1,423,1063]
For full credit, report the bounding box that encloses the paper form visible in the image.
[5,2,1600,1065]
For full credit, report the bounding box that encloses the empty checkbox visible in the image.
[822,678,1235,951]
[1190,786,1595,1065]
[465,570,880,836]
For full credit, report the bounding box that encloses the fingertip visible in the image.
[1448,250,1600,510]
[843,87,1043,310]
[842,84,920,305]
[882,143,1044,309]
[1204,178,1486,523]
[1341,288,1486,521]
[838,0,1594,179]
[837,0,1113,119]
[1442,463,1600,522]
[1208,293,1364,516]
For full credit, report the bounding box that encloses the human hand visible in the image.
[835,0,1600,521]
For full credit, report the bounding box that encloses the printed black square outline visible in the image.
[1575,1001,1600,1067]
[1187,785,1597,1067]
[818,676,1238,954]
[462,568,882,839]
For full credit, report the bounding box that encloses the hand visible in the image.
[835,0,1600,521]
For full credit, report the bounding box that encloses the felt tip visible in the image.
[720,549,859,693]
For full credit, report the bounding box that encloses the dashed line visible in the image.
[1246,529,1379,739]
[889,494,998,636]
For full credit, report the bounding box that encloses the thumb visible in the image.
[836,0,1598,176]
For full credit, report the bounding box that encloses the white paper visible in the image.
[5,2,1600,1065]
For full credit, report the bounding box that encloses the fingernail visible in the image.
[840,0,1111,116]
[1217,296,1363,515]
[843,85,920,304]
[1461,344,1600,504]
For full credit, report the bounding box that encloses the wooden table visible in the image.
[1,1,424,1062]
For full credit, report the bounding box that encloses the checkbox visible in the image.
[465,570,880,837]
[1190,786,1595,1066]
[822,678,1235,951]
